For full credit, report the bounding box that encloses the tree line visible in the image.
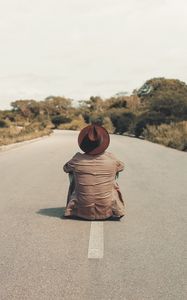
[0,77,187,150]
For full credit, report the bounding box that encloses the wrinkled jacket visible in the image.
[63,151,125,220]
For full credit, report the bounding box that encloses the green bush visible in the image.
[134,111,170,137]
[110,111,135,134]
[0,119,8,128]
[51,115,72,127]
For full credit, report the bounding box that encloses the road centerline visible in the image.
[88,221,104,259]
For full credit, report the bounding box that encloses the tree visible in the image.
[11,100,35,119]
[82,96,104,114]
[42,96,72,116]
[149,95,187,118]
[107,97,127,109]
[137,78,187,100]
[136,77,187,121]
[51,115,72,128]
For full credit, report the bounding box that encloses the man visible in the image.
[63,124,125,220]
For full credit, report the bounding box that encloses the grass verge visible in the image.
[143,121,187,151]
[0,126,52,146]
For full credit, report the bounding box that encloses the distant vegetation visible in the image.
[0,77,187,151]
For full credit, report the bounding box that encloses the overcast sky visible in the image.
[0,0,187,109]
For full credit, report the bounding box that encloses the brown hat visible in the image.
[78,124,110,155]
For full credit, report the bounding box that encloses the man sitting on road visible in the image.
[63,124,125,220]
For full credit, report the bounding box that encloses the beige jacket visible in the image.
[63,151,125,220]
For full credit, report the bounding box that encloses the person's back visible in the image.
[63,124,125,220]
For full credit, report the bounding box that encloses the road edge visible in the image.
[0,131,54,152]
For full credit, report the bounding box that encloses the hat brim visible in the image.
[78,125,110,155]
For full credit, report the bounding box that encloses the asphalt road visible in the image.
[0,130,186,300]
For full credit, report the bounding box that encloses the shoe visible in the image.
[106,215,122,221]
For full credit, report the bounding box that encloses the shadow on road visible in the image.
[36,207,90,221]
[37,207,66,218]
[37,207,123,222]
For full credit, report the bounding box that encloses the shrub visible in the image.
[0,119,8,128]
[102,117,115,133]
[117,113,135,134]
[41,120,54,129]
[134,111,169,137]
[89,114,104,126]
[143,121,187,151]
[51,115,72,127]
[58,115,86,130]
[110,111,135,134]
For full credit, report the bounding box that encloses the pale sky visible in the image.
[0,0,187,109]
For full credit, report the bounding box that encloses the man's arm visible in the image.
[106,152,125,173]
[63,161,74,173]
[116,160,124,173]
[63,153,78,173]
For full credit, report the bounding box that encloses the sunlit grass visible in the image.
[0,124,52,146]
[143,121,187,151]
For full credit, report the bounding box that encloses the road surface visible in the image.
[0,130,186,300]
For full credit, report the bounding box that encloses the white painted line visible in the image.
[88,222,104,259]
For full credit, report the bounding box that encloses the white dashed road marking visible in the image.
[88,222,104,259]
